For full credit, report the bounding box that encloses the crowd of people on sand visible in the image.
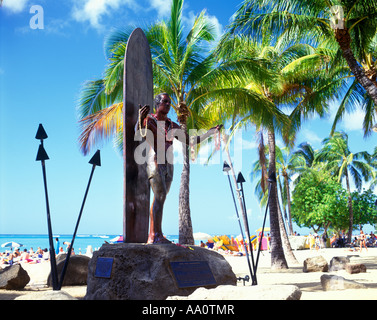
[307,229,376,252]
[196,229,377,256]
[0,237,95,267]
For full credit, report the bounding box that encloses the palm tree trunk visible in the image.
[335,28,377,105]
[344,168,354,242]
[276,195,299,265]
[267,129,288,270]
[178,121,194,245]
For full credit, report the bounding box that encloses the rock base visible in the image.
[85,243,237,300]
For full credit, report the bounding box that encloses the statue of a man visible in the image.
[138,93,221,243]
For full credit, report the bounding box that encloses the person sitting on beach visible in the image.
[57,247,65,256]
[5,252,14,265]
[29,247,35,257]
[35,247,43,258]
[42,248,50,261]
[13,248,21,258]
[20,249,34,263]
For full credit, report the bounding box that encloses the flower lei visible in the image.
[150,113,175,142]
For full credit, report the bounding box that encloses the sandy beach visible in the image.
[1,247,376,300]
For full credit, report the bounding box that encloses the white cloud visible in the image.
[340,108,365,132]
[2,0,29,13]
[148,0,171,19]
[327,100,365,132]
[300,128,322,145]
[71,0,135,29]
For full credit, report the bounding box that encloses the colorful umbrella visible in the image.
[1,241,23,250]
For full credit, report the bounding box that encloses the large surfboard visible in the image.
[123,28,153,243]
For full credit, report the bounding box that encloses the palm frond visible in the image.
[78,102,123,155]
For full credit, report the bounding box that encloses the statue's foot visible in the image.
[147,232,171,244]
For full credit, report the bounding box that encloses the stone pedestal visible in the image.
[85,243,237,300]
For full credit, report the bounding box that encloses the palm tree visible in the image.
[214,33,331,268]
[252,143,295,235]
[251,141,300,265]
[229,0,377,108]
[290,142,319,186]
[317,131,375,241]
[330,35,377,136]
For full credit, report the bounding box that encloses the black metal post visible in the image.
[58,150,101,289]
[35,124,59,290]
[223,162,255,284]
[237,172,257,285]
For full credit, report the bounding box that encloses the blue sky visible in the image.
[0,0,376,237]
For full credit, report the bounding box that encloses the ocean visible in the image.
[0,234,183,254]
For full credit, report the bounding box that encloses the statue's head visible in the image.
[154,93,171,114]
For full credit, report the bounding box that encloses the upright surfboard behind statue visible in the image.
[123,28,153,243]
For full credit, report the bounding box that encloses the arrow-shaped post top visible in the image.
[36,144,49,161]
[222,161,231,173]
[89,150,101,167]
[268,171,277,183]
[35,124,48,140]
[236,172,246,184]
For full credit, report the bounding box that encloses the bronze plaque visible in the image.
[95,257,114,279]
[170,261,217,288]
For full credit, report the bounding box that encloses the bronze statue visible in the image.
[138,93,222,243]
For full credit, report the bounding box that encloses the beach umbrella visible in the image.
[193,232,212,241]
[256,227,270,233]
[110,235,123,243]
[1,241,23,250]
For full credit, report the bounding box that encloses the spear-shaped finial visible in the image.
[35,123,48,141]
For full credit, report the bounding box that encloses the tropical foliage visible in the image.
[290,135,377,238]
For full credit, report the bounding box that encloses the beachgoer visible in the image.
[63,241,71,251]
[314,233,321,250]
[20,249,33,263]
[200,241,205,248]
[13,248,21,258]
[57,247,65,255]
[35,247,43,258]
[138,93,222,243]
[85,245,93,258]
[308,233,315,250]
[55,237,60,255]
[359,230,368,252]
[7,252,14,265]
[43,248,50,260]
